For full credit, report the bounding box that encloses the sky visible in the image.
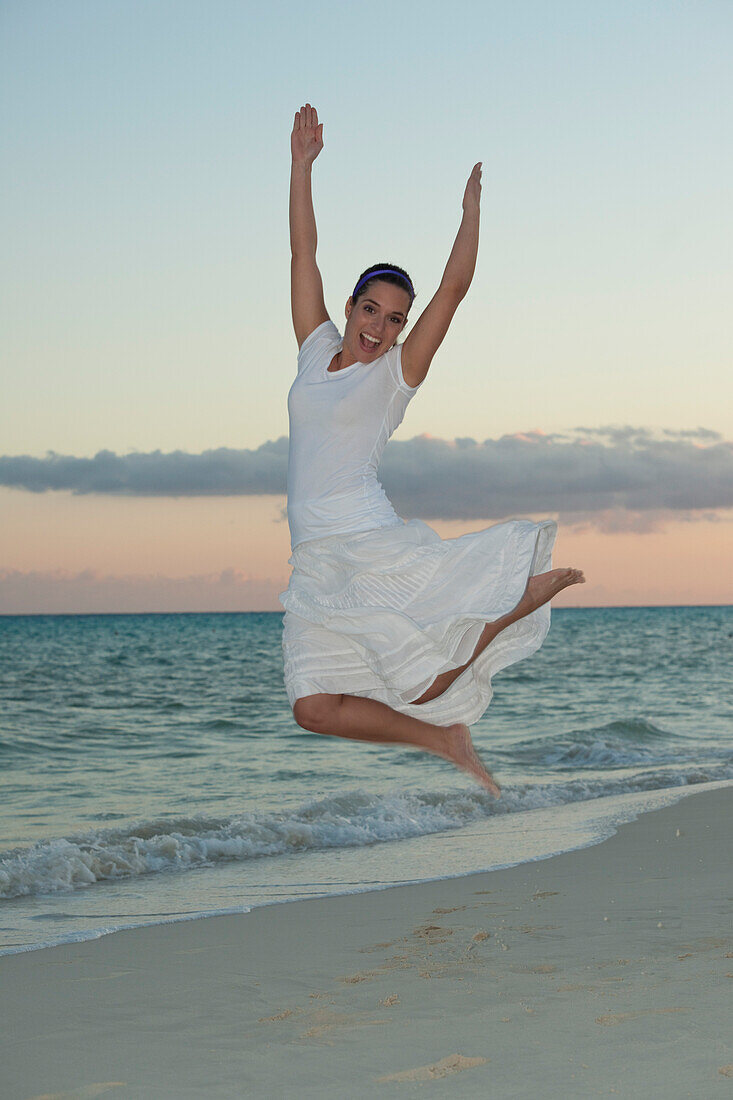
[1,0,732,612]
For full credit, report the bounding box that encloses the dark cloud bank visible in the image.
[2,427,731,532]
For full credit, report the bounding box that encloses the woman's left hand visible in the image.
[462,162,482,213]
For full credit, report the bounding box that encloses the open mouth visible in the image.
[359,332,381,353]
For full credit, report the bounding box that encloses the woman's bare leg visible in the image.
[293,692,500,796]
[412,566,586,705]
[291,568,585,795]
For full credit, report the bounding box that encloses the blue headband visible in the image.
[352,268,415,301]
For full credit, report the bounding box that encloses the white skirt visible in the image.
[279,516,557,727]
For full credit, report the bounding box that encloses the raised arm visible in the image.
[290,104,329,348]
[401,163,482,388]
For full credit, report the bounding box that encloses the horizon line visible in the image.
[1,603,731,618]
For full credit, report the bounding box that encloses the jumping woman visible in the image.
[280,104,585,796]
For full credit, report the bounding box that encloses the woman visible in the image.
[280,104,585,795]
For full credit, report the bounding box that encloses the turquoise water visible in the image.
[1,606,731,953]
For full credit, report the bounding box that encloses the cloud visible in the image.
[381,428,733,527]
[0,567,286,614]
[1,427,731,532]
[0,439,289,497]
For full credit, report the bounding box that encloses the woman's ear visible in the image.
[345,295,353,320]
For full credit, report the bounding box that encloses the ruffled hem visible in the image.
[279,517,557,726]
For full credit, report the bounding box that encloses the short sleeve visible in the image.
[386,341,424,396]
[296,319,342,376]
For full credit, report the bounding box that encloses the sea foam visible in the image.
[2,763,731,900]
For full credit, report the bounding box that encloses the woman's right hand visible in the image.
[291,103,324,166]
[462,162,482,214]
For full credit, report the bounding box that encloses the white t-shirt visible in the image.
[286,320,423,550]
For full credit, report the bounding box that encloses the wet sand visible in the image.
[2,785,731,1099]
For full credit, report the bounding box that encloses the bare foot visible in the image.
[515,567,585,617]
[440,723,501,797]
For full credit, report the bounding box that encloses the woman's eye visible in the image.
[362,305,400,323]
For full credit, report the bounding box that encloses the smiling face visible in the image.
[344,280,411,361]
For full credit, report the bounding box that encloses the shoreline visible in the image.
[2,783,731,1098]
[3,781,728,959]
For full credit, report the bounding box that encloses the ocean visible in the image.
[1,606,731,956]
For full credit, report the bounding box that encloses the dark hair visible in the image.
[351,263,416,310]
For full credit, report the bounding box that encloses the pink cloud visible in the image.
[0,568,288,614]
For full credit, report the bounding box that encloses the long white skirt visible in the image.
[280,516,557,727]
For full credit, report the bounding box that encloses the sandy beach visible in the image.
[2,784,731,1099]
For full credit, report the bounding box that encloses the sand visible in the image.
[1,785,731,1099]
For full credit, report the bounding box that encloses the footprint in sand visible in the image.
[26,1086,125,1100]
[337,970,382,984]
[258,1008,294,1022]
[376,1053,488,1082]
[595,1008,687,1026]
[300,1009,387,1040]
[67,971,135,983]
